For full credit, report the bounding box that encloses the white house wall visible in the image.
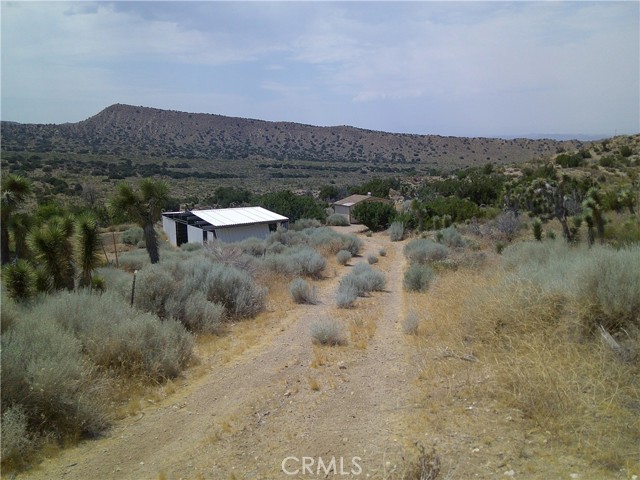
[333,205,352,223]
[162,217,178,247]
[186,224,204,244]
[214,223,271,243]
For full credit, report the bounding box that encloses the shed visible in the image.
[332,194,394,224]
[162,207,289,247]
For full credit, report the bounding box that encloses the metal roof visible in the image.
[164,207,288,229]
[333,194,392,207]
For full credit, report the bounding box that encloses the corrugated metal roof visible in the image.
[189,207,288,228]
[333,194,392,206]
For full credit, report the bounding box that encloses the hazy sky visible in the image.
[2,1,638,137]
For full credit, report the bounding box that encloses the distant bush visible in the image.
[367,254,378,264]
[389,221,404,241]
[403,312,420,335]
[289,278,318,305]
[263,247,326,279]
[326,214,350,226]
[307,228,363,255]
[122,226,144,245]
[438,226,465,248]
[379,248,387,257]
[336,249,352,266]
[336,284,358,309]
[237,237,267,256]
[404,264,435,292]
[339,263,386,297]
[404,239,448,264]
[201,263,267,318]
[310,318,346,345]
[494,211,520,242]
[291,218,322,231]
[179,242,203,252]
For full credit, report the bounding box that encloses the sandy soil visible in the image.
[20,228,618,480]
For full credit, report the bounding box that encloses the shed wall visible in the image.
[163,217,178,247]
[333,205,352,223]
[214,223,272,243]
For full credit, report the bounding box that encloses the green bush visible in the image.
[307,228,363,255]
[403,264,435,292]
[336,250,352,266]
[291,218,323,231]
[352,201,397,231]
[121,226,144,245]
[2,260,37,303]
[336,284,358,309]
[310,318,346,345]
[289,278,318,305]
[404,239,449,264]
[326,213,350,226]
[339,263,386,297]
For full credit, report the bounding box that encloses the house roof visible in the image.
[333,194,392,207]
[163,206,288,229]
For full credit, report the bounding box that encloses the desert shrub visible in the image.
[404,264,435,292]
[263,247,326,279]
[117,248,150,272]
[121,226,144,245]
[336,249,352,266]
[403,312,420,335]
[289,278,318,305]
[1,405,34,465]
[339,263,386,297]
[291,218,322,230]
[203,263,267,318]
[179,242,203,252]
[204,242,260,275]
[310,318,346,345]
[367,254,378,264]
[166,290,225,334]
[336,283,358,308]
[378,248,387,257]
[95,266,132,298]
[33,291,194,378]
[494,211,520,242]
[0,294,21,333]
[265,229,309,248]
[438,226,465,248]
[389,221,404,241]
[237,237,267,256]
[133,264,175,318]
[1,313,109,444]
[307,227,362,255]
[327,213,350,226]
[532,218,543,241]
[404,239,449,264]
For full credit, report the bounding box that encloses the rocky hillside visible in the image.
[1,104,587,170]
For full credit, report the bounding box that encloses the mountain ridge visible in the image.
[1,103,589,170]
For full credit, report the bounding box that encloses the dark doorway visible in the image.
[176,222,188,246]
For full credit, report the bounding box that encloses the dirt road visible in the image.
[25,232,423,479]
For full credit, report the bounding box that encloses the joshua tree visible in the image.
[27,216,76,291]
[75,214,103,288]
[109,179,169,264]
[1,175,32,264]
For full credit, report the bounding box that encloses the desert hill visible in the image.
[1,104,586,170]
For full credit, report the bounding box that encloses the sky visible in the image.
[1,1,639,137]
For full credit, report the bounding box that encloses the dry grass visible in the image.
[414,265,640,473]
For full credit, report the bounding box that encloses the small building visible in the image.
[162,206,289,247]
[332,194,394,224]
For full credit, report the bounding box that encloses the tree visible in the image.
[27,216,76,291]
[352,201,397,231]
[1,175,32,264]
[75,214,103,288]
[109,179,169,264]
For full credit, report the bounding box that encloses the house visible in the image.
[162,206,289,247]
[332,194,394,224]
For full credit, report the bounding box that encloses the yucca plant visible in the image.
[532,218,543,241]
[2,259,37,302]
[1,174,32,265]
[75,214,103,288]
[27,216,76,291]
